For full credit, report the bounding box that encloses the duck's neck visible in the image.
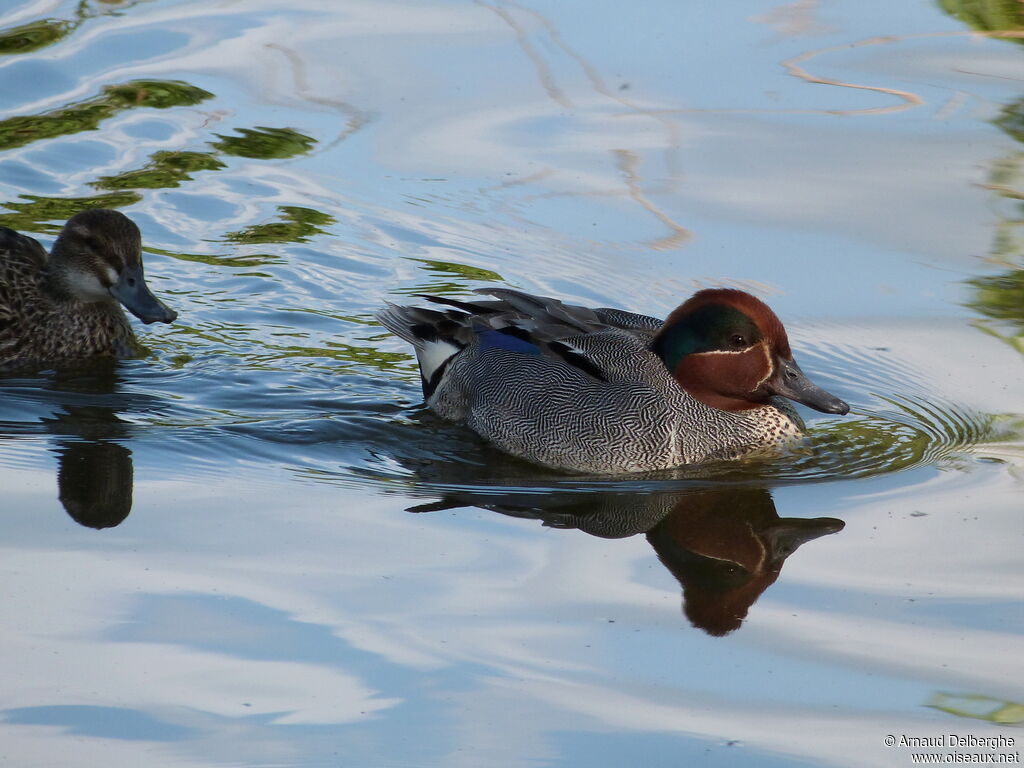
[41,259,78,303]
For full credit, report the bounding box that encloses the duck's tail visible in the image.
[376,302,470,398]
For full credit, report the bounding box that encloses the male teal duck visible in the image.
[377,287,849,473]
[0,209,177,368]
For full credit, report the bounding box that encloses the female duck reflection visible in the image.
[37,365,137,529]
[410,486,843,636]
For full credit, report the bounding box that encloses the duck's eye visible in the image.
[730,334,746,348]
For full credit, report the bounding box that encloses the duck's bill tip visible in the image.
[109,271,177,325]
[819,397,850,416]
[787,389,850,416]
[138,307,178,324]
[768,359,850,416]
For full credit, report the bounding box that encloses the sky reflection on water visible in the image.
[1,452,1019,766]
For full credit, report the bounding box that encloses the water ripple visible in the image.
[1,321,1013,498]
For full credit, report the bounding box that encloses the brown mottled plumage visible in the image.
[0,209,177,369]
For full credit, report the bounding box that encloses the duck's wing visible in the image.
[472,288,604,333]
[377,289,665,394]
[0,227,47,268]
[0,228,50,365]
[592,307,663,332]
[422,288,664,338]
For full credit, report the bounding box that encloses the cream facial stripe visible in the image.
[753,342,774,390]
[692,346,757,356]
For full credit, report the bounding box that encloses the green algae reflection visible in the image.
[0,192,142,233]
[988,98,1024,267]
[938,0,1024,42]
[942,0,1024,353]
[0,1,151,56]
[146,246,283,268]
[927,692,1024,725]
[94,151,226,191]
[0,18,75,55]
[0,80,214,153]
[965,98,1024,354]
[398,258,505,296]
[967,271,1024,353]
[224,206,335,245]
[210,127,316,160]
[166,324,411,374]
[0,79,323,240]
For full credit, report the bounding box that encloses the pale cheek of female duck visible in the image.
[66,265,118,303]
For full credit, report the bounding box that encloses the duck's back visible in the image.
[0,228,133,367]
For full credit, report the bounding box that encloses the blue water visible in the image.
[0,0,1021,766]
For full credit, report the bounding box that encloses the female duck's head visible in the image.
[652,289,848,415]
[51,209,177,324]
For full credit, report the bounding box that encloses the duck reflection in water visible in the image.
[34,364,135,529]
[646,488,842,635]
[53,433,133,529]
[411,486,843,636]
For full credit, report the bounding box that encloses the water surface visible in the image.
[0,1,1021,766]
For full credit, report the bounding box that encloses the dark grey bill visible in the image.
[108,264,177,324]
[763,517,846,560]
[767,358,849,415]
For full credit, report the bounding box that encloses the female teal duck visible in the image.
[377,287,849,473]
[0,209,177,368]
